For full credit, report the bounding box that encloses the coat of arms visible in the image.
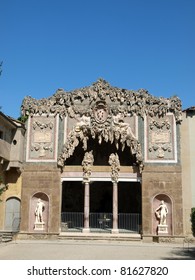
[93,101,108,124]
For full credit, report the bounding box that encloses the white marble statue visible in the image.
[35,198,45,223]
[155,200,168,225]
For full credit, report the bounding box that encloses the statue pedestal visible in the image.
[34,222,45,231]
[157,224,168,235]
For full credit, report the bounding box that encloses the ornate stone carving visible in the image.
[82,151,94,183]
[57,113,144,172]
[147,115,175,161]
[93,101,108,124]
[108,153,120,183]
[28,116,57,160]
[74,115,90,132]
[21,79,182,123]
[91,101,112,144]
[32,120,53,130]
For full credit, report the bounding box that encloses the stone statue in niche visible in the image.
[155,200,169,234]
[155,200,168,225]
[34,198,45,230]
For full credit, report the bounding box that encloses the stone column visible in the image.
[83,181,90,233]
[82,151,94,233]
[112,181,119,234]
[109,153,120,234]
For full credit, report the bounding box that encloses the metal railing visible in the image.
[61,212,140,233]
[118,213,140,232]
[61,212,84,231]
[90,213,113,232]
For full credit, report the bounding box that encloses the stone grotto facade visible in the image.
[13,79,184,241]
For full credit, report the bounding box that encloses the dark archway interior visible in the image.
[118,182,142,213]
[61,181,84,212]
[65,137,137,166]
[61,181,141,215]
[90,181,113,213]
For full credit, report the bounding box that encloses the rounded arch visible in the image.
[152,193,173,235]
[4,196,21,231]
[29,192,49,232]
[57,124,143,171]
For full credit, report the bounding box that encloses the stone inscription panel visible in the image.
[145,114,177,162]
[27,115,58,161]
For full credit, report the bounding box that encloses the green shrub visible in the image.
[191,208,195,236]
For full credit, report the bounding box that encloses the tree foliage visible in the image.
[191,208,195,236]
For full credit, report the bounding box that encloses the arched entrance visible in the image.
[5,197,21,231]
[60,137,142,233]
[59,105,143,234]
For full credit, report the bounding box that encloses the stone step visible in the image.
[0,232,13,243]
[58,232,142,242]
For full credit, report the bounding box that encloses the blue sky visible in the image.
[0,0,194,118]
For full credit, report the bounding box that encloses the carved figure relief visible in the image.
[109,153,120,183]
[74,114,90,132]
[82,151,94,183]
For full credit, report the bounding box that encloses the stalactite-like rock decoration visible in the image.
[82,151,94,183]
[57,116,144,172]
[21,79,182,123]
[108,153,120,183]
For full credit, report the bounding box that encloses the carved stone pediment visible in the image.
[21,79,182,123]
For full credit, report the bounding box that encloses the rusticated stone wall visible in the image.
[20,163,61,233]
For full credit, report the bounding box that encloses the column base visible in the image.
[82,228,90,233]
[111,229,119,234]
